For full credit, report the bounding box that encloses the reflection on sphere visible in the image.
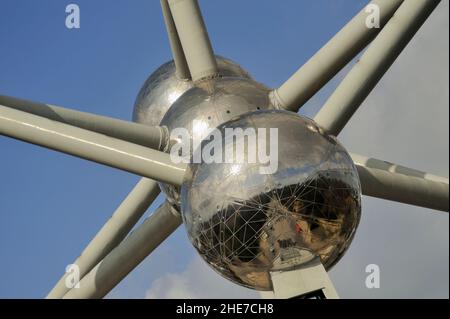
[181,110,361,290]
[159,77,274,209]
[133,56,252,127]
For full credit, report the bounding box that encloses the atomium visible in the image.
[180,110,362,290]
[2,0,445,300]
[160,77,275,210]
[133,56,251,127]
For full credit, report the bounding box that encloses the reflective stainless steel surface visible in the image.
[180,110,361,290]
[159,77,274,209]
[133,56,252,127]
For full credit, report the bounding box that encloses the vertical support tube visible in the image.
[168,0,219,82]
[161,0,191,80]
[270,258,339,299]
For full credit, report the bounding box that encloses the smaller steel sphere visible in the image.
[159,77,274,209]
[180,110,362,291]
[132,56,252,127]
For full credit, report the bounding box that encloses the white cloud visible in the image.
[145,256,259,299]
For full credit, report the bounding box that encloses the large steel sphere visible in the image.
[159,77,274,209]
[133,56,252,127]
[180,110,362,291]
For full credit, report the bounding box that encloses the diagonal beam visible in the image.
[161,0,191,80]
[0,105,186,186]
[354,156,449,212]
[63,202,182,299]
[0,95,169,151]
[351,153,449,184]
[270,0,404,112]
[314,0,441,136]
[168,0,218,82]
[46,178,160,299]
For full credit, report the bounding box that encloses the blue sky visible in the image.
[0,0,448,299]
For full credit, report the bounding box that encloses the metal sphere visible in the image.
[159,77,274,209]
[132,56,252,127]
[180,110,362,291]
